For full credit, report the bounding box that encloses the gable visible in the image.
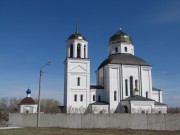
[70,65,87,73]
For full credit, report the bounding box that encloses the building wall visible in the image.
[100,64,152,112]
[19,104,37,113]
[97,68,104,86]
[91,105,109,113]
[121,100,167,114]
[141,66,152,98]
[108,67,119,112]
[90,88,105,103]
[108,43,134,55]
[64,58,90,113]
[151,90,163,103]
[122,65,139,98]
[9,113,180,130]
[90,89,96,103]
[130,101,154,113]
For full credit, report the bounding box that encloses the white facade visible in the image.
[19,104,37,113]
[64,27,167,113]
[64,30,90,113]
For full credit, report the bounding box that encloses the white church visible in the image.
[19,89,37,113]
[64,26,167,114]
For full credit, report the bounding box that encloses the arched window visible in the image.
[125,79,128,96]
[115,47,118,52]
[80,95,83,101]
[146,92,148,98]
[77,44,81,58]
[135,80,138,89]
[70,44,73,58]
[77,77,80,86]
[114,91,117,101]
[124,47,127,52]
[74,94,77,101]
[93,95,96,101]
[130,76,133,96]
[84,45,86,58]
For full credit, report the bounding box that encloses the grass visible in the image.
[0,128,180,135]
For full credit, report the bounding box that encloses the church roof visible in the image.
[122,95,154,101]
[90,85,104,89]
[152,87,162,91]
[154,101,167,106]
[19,97,36,105]
[98,53,150,70]
[90,101,109,105]
[67,33,87,41]
[109,28,133,45]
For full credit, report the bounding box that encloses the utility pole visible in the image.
[37,61,51,127]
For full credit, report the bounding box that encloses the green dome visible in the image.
[109,29,133,45]
[67,24,87,41]
[67,32,87,41]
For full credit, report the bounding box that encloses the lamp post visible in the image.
[37,61,52,127]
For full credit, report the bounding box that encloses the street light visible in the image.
[37,61,52,127]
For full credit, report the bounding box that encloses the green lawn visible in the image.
[0,128,180,135]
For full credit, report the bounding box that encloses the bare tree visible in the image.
[0,98,9,121]
[40,98,61,113]
[9,97,21,112]
[167,107,180,113]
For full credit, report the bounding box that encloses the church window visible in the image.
[125,79,128,96]
[84,45,86,58]
[70,44,73,58]
[77,44,81,58]
[77,77,80,86]
[115,47,118,52]
[80,95,83,101]
[130,76,133,96]
[135,80,138,89]
[146,92,148,98]
[74,94,77,101]
[93,95,96,101]
[124,47,127,52]
[114,91,117,101]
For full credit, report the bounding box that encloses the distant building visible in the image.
[19,89,37,113]
[64,26,167,114]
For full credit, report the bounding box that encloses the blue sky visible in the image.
[1,0,180,107]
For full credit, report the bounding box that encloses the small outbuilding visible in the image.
[121,95,167,113]
[19,89,37,113]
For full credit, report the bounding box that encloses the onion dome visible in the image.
[26,89,31,95]
[19,88,36,105]
[67,23,87,41]
[20,97,36,105]
[109,28,133,45]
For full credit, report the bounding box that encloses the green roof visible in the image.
[109,29,133,45]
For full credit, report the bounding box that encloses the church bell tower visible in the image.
[64,25,90,113]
